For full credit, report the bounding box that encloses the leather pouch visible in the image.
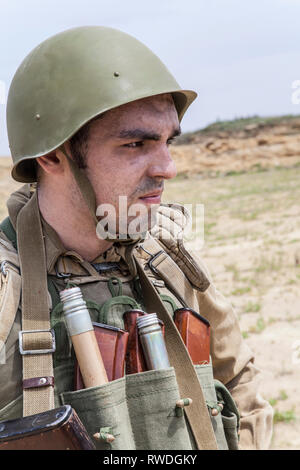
[174,308,210,364]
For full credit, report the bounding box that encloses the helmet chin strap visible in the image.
[59,145,98,226]
[59,145,144,245]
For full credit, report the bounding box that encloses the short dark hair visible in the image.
[69,113,104,169]
[69,121,90,169]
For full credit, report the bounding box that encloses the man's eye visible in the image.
[124,141,144,148]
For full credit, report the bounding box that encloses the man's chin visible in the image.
[127,210,158,238]
[95,203,159,241]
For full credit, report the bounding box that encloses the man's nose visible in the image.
[147,146,177,180]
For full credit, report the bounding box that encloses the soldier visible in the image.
[0,26,272,450]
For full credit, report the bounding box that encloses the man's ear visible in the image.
[36,149,66,175]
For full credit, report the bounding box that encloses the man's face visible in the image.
[82,93,180,238]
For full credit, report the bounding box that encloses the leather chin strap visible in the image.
[59,145,98,227]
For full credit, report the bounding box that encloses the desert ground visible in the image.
[1,115,300,449]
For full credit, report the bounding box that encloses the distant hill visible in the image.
[170,114,300,177]
[175,114,300,145]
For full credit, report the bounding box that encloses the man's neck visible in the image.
[37,184,113,262]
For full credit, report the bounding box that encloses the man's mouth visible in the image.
[138,190,162,204]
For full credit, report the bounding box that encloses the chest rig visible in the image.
[0,193,240,450]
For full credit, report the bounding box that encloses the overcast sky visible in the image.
[0,0,300,155]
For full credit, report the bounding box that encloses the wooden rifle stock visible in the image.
[0,405,95,450]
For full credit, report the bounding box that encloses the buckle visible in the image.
[147,250,165,275]
[19,329,56,355]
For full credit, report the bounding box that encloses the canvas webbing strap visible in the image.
[16,191,55,416]
[133,242,218,450]
[141,235,199,308]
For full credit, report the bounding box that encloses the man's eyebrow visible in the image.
[116,126,181,141]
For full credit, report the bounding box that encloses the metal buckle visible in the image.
[55,266,71,278]
[147,250,165,275]
[19,329,56,355]
[140,246,166,275]
[141,246,188,308]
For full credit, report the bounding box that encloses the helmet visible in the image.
[7,26,197,183]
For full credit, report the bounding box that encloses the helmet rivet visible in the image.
[35,114,41,120]
[113,72,120,77]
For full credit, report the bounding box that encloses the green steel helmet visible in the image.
[7,26,197,183]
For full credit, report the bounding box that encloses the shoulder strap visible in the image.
[16,192,55,416]
[0,216,60,311]
[137,234,198,308]
[133,245,218,450]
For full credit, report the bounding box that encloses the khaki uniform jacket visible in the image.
[0,186,273,449]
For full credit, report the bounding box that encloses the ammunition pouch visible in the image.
[61,364,239,450]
